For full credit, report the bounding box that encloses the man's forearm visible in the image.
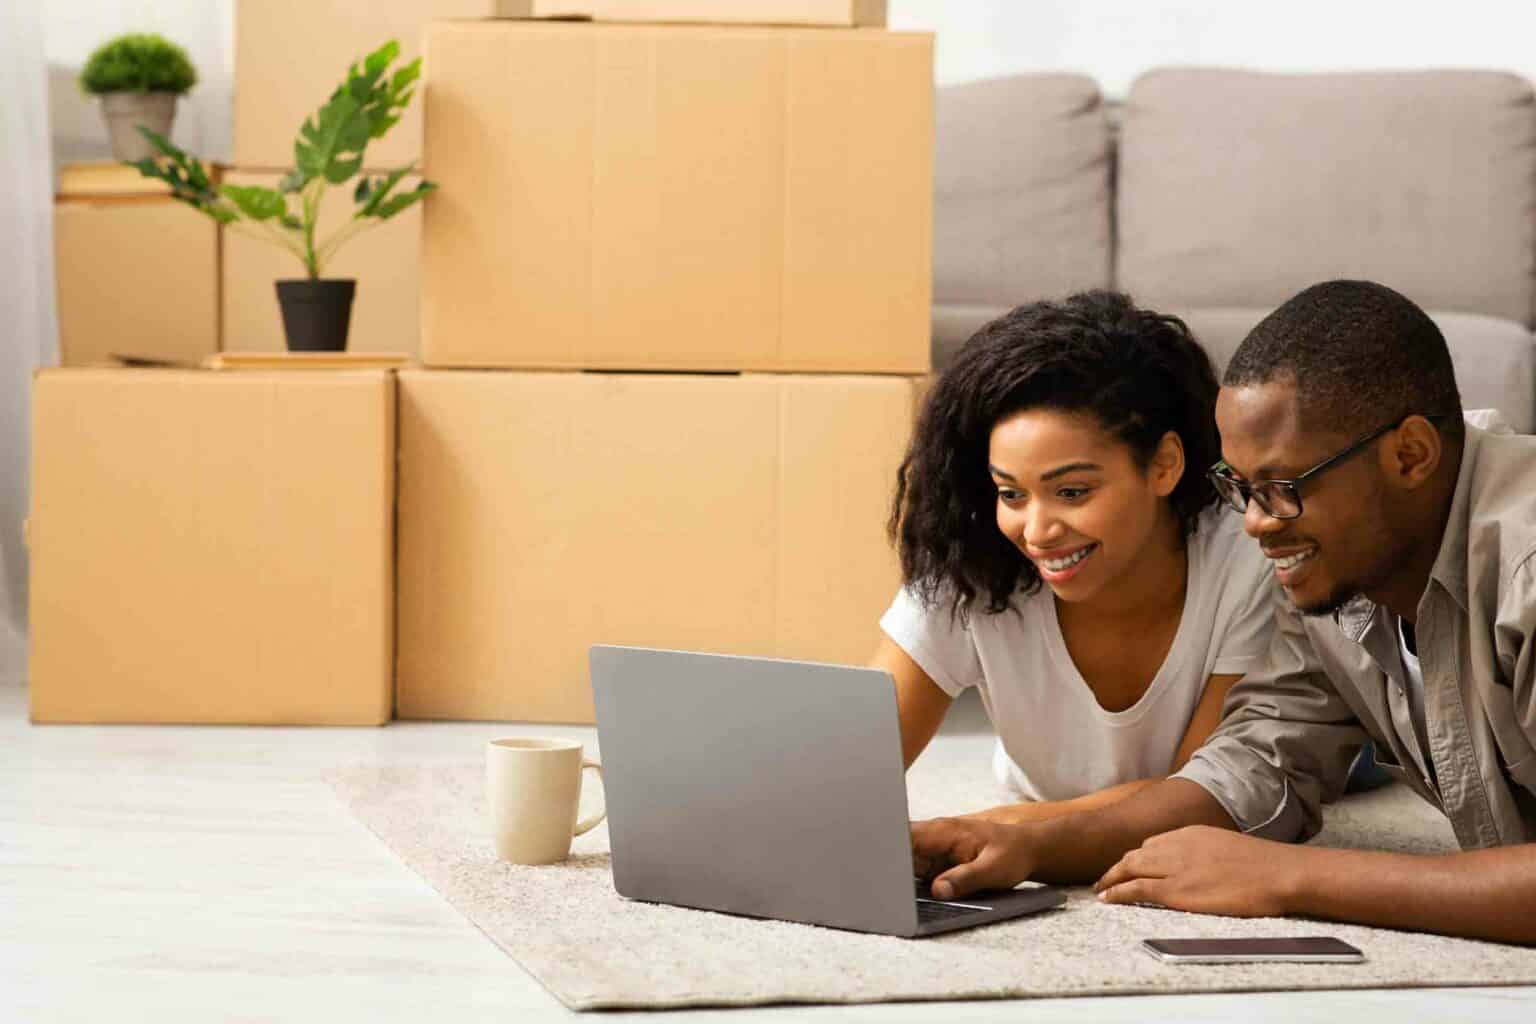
[1029,778,1237,884]
[1287,843,1536,945]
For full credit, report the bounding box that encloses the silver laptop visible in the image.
[589,645,1065,937]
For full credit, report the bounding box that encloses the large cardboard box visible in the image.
[53,196,219,367]
[421,22,932,373]
[234,1,889,170]
[396,370,919,722]
[220,170,422,356]
[29,369,396,724]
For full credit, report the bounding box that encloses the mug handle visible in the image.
[573,760,607,836]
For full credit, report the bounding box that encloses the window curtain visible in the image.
[0,0,56,683]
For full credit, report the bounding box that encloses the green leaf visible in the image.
[128,127,233,223]
[294,89,371,185]
[277,170,305,194]
[287,39,418,189]
[367,180,436,220]
[220,184,287,222]
[355,166,410,217]
[363,40,399,80]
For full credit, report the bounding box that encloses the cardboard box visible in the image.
[396,370,919,722]
[421,22,933,373]
[499,0,886,25]
[234,1,886,170]
[56,161,174,198]
[234,0,495,170]
[53,197,220,367]
[220,170,422,356]
[29,369,396,725]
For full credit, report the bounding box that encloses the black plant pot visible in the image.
[276,279,356,352]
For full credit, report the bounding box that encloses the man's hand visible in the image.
[1094,825,1302,917]
[911,817,1035,900]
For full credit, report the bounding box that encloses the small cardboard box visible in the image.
[220,169,423,357]
[233,0,496,171]
[53,196,220,367]
[396,370,919,722]
[421,21,932,373]
[28,369,396,725]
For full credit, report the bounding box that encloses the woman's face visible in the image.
[988,408,1183,603]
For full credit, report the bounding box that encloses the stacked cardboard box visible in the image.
[29,368,396,724]
[397,14,934,722]
[53,164,220,367]
[396,371,922,722]
[36,2,930,725]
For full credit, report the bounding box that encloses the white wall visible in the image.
[3,1,57,685]
[890,0,1536,95]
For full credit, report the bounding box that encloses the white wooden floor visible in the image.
[5,674,1534,1023]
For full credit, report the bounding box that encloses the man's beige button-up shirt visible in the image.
[1174,424,1536,848]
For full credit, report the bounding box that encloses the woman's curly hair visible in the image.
[890,290,1221,621]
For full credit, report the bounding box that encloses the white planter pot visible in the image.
[100,92,178,162]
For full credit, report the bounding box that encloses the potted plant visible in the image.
[79,33,197,163]
[131,39,434,352]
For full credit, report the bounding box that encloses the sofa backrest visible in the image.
[1117,68,1536,327]
[932,73,1112,345]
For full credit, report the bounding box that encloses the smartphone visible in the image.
[1141,936,1365,964]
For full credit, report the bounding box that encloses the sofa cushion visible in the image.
[1119,69,1536,327]
[934,73,1112,310]
[1179,308,1534,434]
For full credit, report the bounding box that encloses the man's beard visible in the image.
[1292,530,1416,618]
[1295,581,1363,617]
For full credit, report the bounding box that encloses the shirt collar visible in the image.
[1423,423,1480,614]
[1332,424,1482,642]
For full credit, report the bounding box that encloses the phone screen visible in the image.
[1142,936,1364,963]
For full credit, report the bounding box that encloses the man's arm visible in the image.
[915,585,1367,898]
[913,777,1236,899]
[1096,827,1536,945]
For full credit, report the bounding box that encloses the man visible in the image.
[911,280,1536,943]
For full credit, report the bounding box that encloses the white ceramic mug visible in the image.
[485,738,606,865]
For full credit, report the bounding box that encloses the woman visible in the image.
[877,291,1275,822]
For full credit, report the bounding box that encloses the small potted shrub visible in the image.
[132,40,432,352]
[79,33,197,163]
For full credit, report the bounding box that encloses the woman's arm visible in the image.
[871,634,953,769]
[1169,672,1243,771]
[965,673,1244,825]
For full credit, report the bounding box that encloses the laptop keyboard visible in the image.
[916,897,992,923]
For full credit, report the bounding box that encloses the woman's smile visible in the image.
[1030,541,1099,583]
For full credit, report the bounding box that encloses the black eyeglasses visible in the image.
[1207,415,1443,520]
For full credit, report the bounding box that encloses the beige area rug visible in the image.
[331,759,1536,1011]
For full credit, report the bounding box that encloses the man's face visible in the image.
[1214,379,1405,616]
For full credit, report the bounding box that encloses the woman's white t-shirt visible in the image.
[879,506,1275,802]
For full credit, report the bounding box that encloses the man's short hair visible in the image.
[1224,280,1463,438]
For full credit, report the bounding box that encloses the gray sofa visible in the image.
[933,67,1536,433]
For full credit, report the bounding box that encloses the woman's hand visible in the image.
[911,816,1038,899]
